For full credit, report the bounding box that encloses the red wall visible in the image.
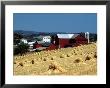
[59,39,70,48]
[33,44,42,49]
[58,35,88,48]
[75,35,88,45]
[74,35,88,41]
[45,44,58,50]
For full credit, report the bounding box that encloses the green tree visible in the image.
[14,33,23,45]
[14,42,29,56]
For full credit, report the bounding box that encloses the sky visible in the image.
[13,13,97,33]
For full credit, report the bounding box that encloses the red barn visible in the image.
[51,34,88,48]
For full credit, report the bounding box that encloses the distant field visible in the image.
[13,42,97,75]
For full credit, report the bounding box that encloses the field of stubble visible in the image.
[14,42,97,75]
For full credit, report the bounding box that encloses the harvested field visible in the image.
[14,42,97,75]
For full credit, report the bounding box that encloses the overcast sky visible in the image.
[13,13,97,33]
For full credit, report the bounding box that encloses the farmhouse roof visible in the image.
[36,35,51,39]
[57,34,79,39]
[28,41,35,45]
[43,36,51,39]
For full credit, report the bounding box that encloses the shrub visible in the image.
[14,42,29,56]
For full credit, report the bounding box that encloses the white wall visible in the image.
[21,39,28,44]
[43,37,51,42]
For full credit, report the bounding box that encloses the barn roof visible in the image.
[57,34,79,39]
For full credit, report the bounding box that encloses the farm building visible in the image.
[33,32,89,51]
[51,33,88,48]
[34,35,51,43]
[18,38,36,51]
[43,36,51,43]
[20,38,28,44]
[33,41,42,49]
[28,41,36,51]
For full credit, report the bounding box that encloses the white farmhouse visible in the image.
[28,41,36,51]
[28,41,35,47]
[42,36,51,43]
[20,38,28,44]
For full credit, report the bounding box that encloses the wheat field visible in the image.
[13,42,97,75]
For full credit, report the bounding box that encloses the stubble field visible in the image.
[14,42,97,75]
